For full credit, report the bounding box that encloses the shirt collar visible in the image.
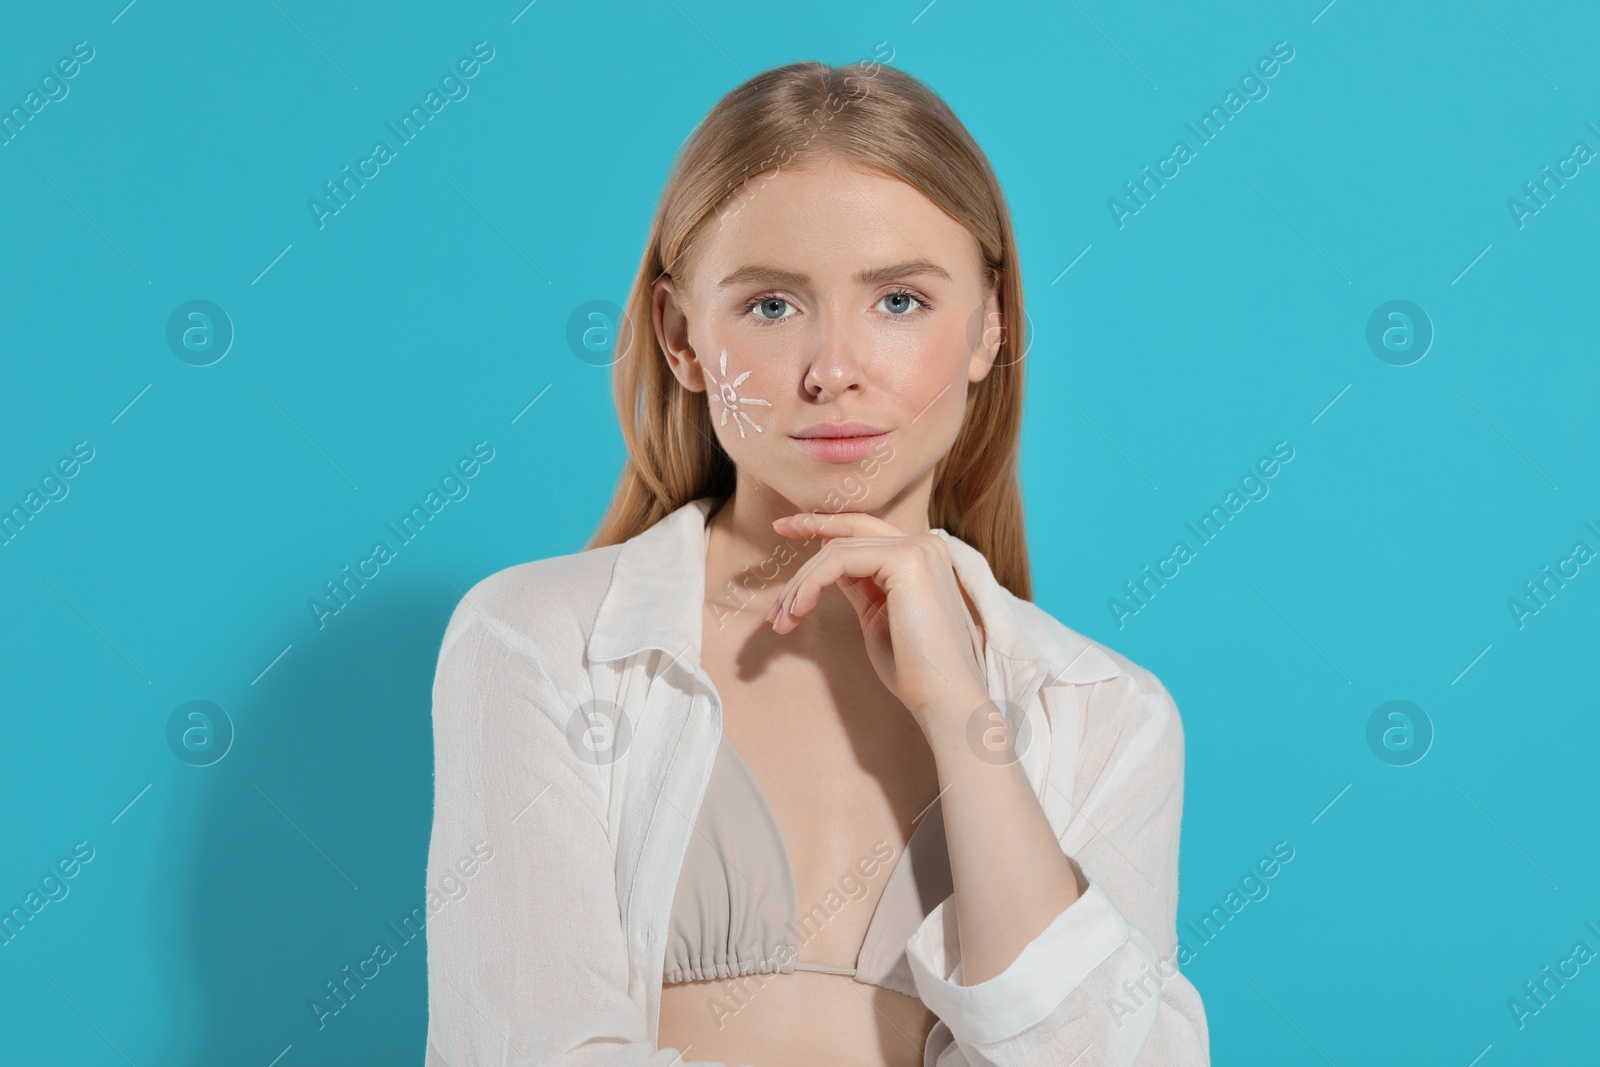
[587,495,1119,686]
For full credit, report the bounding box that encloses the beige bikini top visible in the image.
[661,733,953,998]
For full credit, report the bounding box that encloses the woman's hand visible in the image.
[768,510,1092,991]
[765,510,990,742]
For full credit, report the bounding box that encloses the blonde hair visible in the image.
[587,58,1034,599]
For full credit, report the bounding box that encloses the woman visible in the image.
[424,59,1210,1066]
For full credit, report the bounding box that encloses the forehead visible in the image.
[685,160,983,294]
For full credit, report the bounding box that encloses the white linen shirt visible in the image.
[423,495,1211,1066]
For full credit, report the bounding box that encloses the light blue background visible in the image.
[2,0,1596,1063]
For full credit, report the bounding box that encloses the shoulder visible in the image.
[1013,605,1188,824]
[1010,596,1184,750]
[436,541,626,675]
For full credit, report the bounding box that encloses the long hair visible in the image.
[586,58,1034,600]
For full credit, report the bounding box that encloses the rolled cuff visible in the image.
[905,863,1131,1045]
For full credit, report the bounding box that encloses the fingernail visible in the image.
[766,599,779,622]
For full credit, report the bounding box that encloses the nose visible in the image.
[803,313,868,400]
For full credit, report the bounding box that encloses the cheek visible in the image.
[699,340,792,443]
[889,343,974,455]
[875,333,970,403]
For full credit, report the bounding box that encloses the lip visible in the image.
[792,421,889,439]
[789,427,890,463]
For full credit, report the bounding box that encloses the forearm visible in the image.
[924,693,1083,986]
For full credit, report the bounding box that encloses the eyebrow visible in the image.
[714,259,953,290]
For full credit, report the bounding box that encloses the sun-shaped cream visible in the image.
[701,346,771,438]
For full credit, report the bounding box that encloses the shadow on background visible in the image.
[181,581,457,1066]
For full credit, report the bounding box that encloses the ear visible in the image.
[652,273,706,393]
[967,275,1004,384]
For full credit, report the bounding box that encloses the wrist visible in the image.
[918,686,996,762]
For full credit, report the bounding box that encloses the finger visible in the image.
[835,573,887,624]
[779,543,961,690]
[779,540,922,628]
[773,510,909,541]
[776,537,880,623]
[772,534,892,621]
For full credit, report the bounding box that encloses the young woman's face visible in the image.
[654,158,1002,515]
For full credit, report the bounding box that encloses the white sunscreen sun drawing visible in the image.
[702,346,771,438]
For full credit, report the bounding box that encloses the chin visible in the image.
[762,472,902,518]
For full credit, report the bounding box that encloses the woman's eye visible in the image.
[745,296,795,321]
[878,291,928,316]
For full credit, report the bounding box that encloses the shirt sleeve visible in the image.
[422,580,748,1067]
[904,668,1212,1066]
